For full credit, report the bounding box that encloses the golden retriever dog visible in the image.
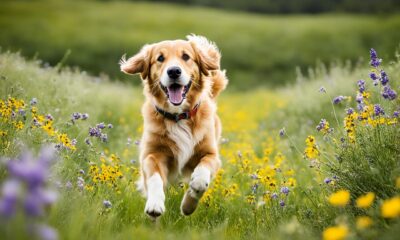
[120,35,228,218]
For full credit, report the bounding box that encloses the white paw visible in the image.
[144,173,165,218]
[144,196,165,218]
[189,166,210,198]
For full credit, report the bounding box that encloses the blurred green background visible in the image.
[1,0,400,89]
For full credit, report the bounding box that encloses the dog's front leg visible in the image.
[181,153,221,215]
[142,153,168,219]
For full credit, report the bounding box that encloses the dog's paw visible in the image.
[144,197,165,219]
[189,166,210,198]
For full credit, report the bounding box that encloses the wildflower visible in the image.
[373,104,385,116]
[356,216,373,229]
[103,200,112,208]
[322,225,348,240]
[89,127,101,137]
[333,96,344,104]
[369,48,381,67]
[280,186,289,195]
[357,80,365,92]
[71,112,81,120]
[324,178,332,184]
[107,123,113,129]
[35,224,58,240]
[304,135,319,160]
[45,114,54,121]
[71,139,77,146]
[382,86,397,100]
[84,138,92,146]
[279,200,285,207]
[0,146,57,218]
[381,196,400,218]
[369,72,378,81]
[380,70,389,85]
[79,169,85,175]
[271,192,278,199]
[81,113,89,120]
[316,119,330,134]
[394,111,399,118]
[77,177,85,190]
[134,140,140,146]
[96,122,106,129]
[100,133,108,143]
[246,195,256,204]
[328,190,350,207]
[356,192,375,209]
[279,128,285,137]
[30,98,38,106]
[319,86,326,93]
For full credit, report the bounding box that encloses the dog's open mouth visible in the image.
[162,82,191,106]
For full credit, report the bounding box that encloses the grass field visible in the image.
[0,46,399,239]
[1,0,400,88]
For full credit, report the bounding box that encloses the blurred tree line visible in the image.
[114,0,400,14]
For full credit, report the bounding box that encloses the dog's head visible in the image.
[120,35,220,109]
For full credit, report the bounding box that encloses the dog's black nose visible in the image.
[167,66,181,79]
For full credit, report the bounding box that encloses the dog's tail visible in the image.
[210,69,228,99]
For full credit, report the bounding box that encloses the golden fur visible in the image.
[120,35,228,217]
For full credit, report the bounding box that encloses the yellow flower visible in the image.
[0,130,7,137]
[356,216,373,229]
[328,190,350,207]
[322,225,348,240]
[356,192,375,209]
[13,120,24,130]
[381,196,400,219]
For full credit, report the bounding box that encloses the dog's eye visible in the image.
[157,55,164,62]
[182,53,190,61]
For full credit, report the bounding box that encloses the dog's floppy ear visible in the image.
[187,34,220,76]
[120,44,153,79]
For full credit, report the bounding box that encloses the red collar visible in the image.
[155,103,200,122]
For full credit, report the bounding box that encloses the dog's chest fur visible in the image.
[166,120,203,172]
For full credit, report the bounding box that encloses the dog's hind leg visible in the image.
[181,152,221,216]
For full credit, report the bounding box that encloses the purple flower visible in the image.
[100,133,108,143]
[280,186,289,195]
[374,104,385,116]
[89,127,101,137]
[333,96,344,104]
[18,108,26,116]
[271,192,278,199]
[279,128,285,137]
[45,114,53,121]
[71,112,81,120]
[103,200,112,208]
[382,86,397,100]
[65,181,72,189]
[316,119,328,132]
[0,146,57,219]
[0,180,20,217]
[81,113,89,120]
[279,200,285,207]
[394,111,399,118]
[324,178,332,184]
[380,70,389,86]
[84,138,92,146]
[370,48,381,67]
[79,169,85,175]
[357,80,365,92]
[107,123,113,129]
[71,139,77,146]
[30,98,38,106]
[77,177,85,190]
[346,108,354,115]
[134,140,140,146]
[319,86,326,93]
[35,224,58,240]
[250,174,258,180]
[96,123,106,129]
[369,72,378,81]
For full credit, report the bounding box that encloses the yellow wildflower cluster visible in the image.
[328,190,350,207]
[304,135,319,160]
[322,225,348,240]
[89,162,123,188]
[201,169,224,207]
[0,96,26,130]
[344,111,357,143]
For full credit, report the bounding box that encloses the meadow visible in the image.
[0,45,399,239]
[1,0,400,88]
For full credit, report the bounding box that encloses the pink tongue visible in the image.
[168,86,184,104]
